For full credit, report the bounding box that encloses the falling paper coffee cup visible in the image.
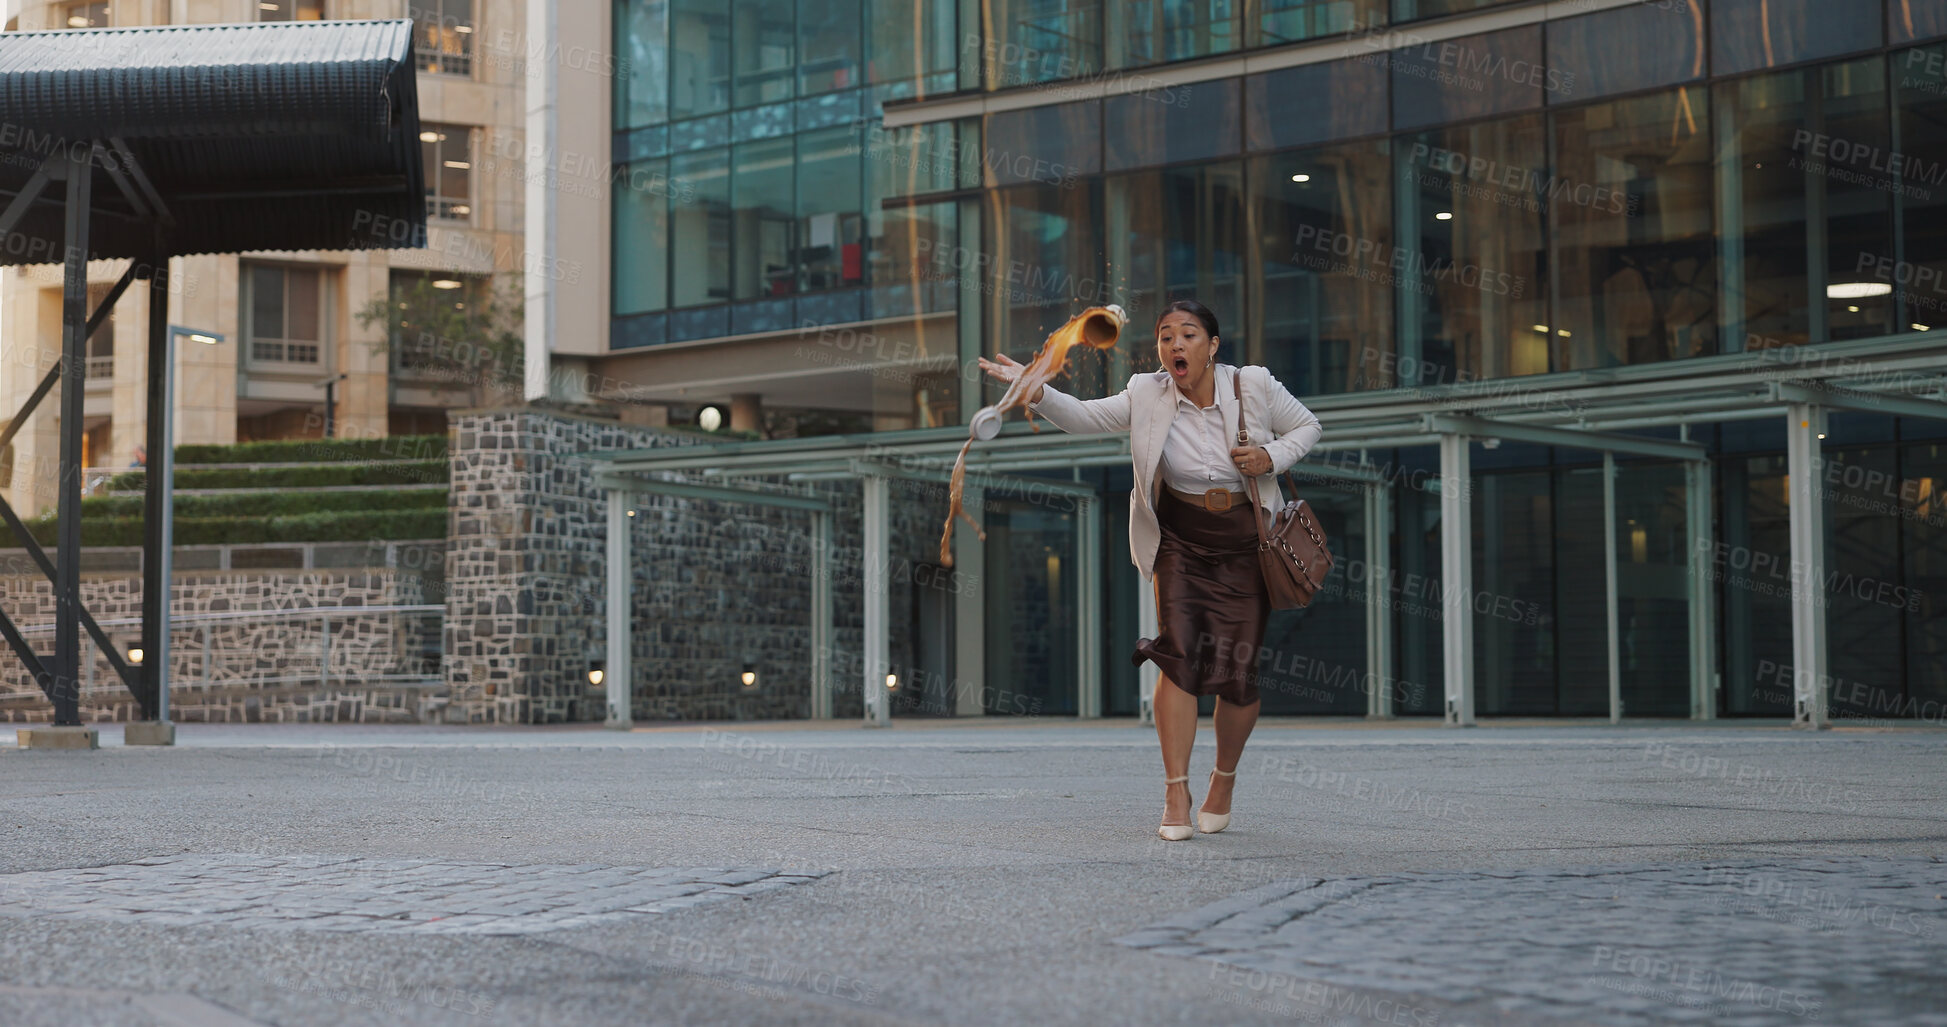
[970,406,1004,440]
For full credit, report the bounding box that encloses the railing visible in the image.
[84,356,114,380]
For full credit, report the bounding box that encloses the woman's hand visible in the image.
[1230,446,1273,478]
[978,354,1043,404]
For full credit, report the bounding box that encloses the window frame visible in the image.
[241,263,331,371]
[412,0,476,78]
[421,123,478,223]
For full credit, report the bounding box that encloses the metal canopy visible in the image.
[0,20,425,734]
[0,20,426,263]
[592,331,1947,729]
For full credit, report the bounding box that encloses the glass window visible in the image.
[868,199,959,318]
[1545,0,1705,103]
[1104,77,1237,173]
[734,0,796,107]
[1719,454,1793,714]
[387,270,487,371]
[62,2,107,27]
[1822,445,1907,720]
[1904,440,1947,711]
[1397,113,1549,383]
[1389,26,1549,132]
[670,148,730,306]
[1106,0,1239,70]
[1474,471,1557,715]
[799,0,861,94]
[244,265,324,366]
[983,0,1102,89]
[1892,0,1947,44]
[867,0,958,99]
[1717,58,1893,350]
[1252,0,1382,48]
[865,123,960,316]
[256,0,321,21]
[1246,57,1387,152]
[411,0,473,77]
[1105,161,1246,387]
[981,181,1109,399]
[1711,0,1883,76]
[732,137,795,301]
[982,101,1101,187]
[420,124,474,221]
[1392,0,1522,20]
[614,159,671,315]
[1549,87,1717,371]
[797,127,863,291]
[1896,44,1947,335]
[616,0,670,129]
[671,0,731,119]
[1248,141,1394,397]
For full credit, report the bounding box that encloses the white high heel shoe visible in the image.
[1158,775,1194,841]
[1197,767,1237,834]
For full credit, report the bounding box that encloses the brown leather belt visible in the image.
[1167,486,1249,513]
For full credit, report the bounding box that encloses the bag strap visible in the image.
[1236,365,1304,500]
[1235,367,1274,546]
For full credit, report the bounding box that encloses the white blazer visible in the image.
[1030,364,1324,579]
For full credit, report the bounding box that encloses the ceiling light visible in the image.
[432,279,462,289]
[1531,324,1549,333]
[1847,305,1860,313]
[420,131,442,142]
[1913,323,1932,331]
[698,406,724,431]
[1434,211,1453,221]
[444,160,471,169]
[188,333,218,345]
[1290,173,1310,183]
[1557,329,1571,338]
[1826,282,1892,299]
[450,204,471,215]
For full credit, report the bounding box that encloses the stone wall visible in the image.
[442,407,941,724]
[0,567,441,723]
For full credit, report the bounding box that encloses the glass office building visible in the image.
[606,0,1947,724]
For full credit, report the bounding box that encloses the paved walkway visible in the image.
[1,719,1943,1025]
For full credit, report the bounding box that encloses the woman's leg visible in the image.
[1154,673,1198,825]
[1202,696,1261,816]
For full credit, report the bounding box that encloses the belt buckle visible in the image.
[1203,488,1232,513]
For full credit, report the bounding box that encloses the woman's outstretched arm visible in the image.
[979,355,1133,434]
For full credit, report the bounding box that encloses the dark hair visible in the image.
[1154,298,1220,340]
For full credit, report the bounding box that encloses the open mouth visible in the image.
[1171,355,1189,377]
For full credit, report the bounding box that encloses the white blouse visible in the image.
[1157,366,1246,495]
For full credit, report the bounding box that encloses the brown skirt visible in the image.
[1133,487,1269,707]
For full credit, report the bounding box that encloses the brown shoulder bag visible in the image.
[1235,368,1332,610]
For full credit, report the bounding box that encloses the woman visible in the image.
[979,299,1322,840]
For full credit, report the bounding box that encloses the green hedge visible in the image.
[1,509,448,548]
[108,460,448,492]
[79,489,446,520]
[173,435,447,465]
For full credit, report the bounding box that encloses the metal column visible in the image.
[1365,479,1394,719]
[1603,452,1622,724]
[53,150,91,726]
[810,509,833,720]
[862,473,890,727]
[1075,495,1101,718]
[1786,402,1829,729]
[1439,431,1474,726]
[141,261,174,727]
[604,489,632,729]
[1686,457,1718,719]
[951,486,985,716]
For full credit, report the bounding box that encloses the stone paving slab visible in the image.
[0,854,827,936]
[1117,857,1947,1026]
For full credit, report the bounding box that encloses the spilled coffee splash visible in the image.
[939,304,1127,567]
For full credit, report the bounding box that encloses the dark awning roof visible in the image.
[0,18,425,264]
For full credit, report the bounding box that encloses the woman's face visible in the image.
[1156,311,1220,386]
